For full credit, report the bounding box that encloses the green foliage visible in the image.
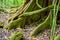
[31,12,51,36]
[2,0,60,40]
[4,18,25,29]
[54,35,60,40]
[50,0,60,40]
[9,32,23,40]
[4,5,53,30]
[0,0,24,8]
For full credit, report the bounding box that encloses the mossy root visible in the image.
[54,35,60,40]
[4,18,25,29]
[30,12,51,36]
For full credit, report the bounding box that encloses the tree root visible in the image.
[7,0,33,22]
[30,12,51,36]
[30,0,60,37]
[36,0,42,8]
[4,5,53,30]
[5,0,53,30]
[7,0,53,23]
[4,18,26,29]
[19,5,53,17]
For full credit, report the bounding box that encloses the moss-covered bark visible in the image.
[4,18,25,29]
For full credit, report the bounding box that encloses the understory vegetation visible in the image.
[0,0,60,40]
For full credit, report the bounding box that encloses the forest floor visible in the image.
[0,12,60,40]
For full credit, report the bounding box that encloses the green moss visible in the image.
[30,12,51,36]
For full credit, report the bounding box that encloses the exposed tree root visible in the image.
[30,0,60,37]
[0,0,60,40]
[36,0,42,8]
[30,12,51,36]
[7,0,33,22]
[50,0,59,40]
[4,5,53,30]
[19,5,53,17]
[4,18,25,29]
[7,0,53,23]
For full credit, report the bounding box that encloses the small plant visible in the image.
[0,0,60,40]
[8,32,23,40]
